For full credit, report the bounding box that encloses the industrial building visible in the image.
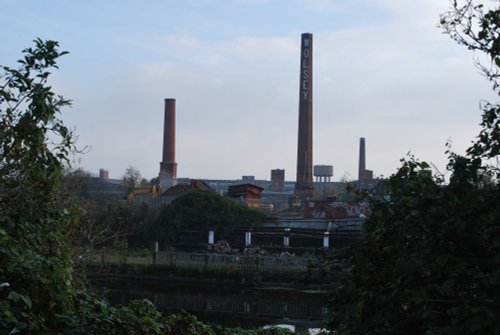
[227,183,264,208]
[107,33,392,254]
[140,33,381,218]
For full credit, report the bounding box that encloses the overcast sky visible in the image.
[1,0,496,181]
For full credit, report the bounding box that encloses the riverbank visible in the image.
[85,260,336,331]
[88,274,330,332]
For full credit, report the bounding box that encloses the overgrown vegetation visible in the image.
[64,169,271,253]
[328,1,500,334]
[63,169,151,261]
[0,39,294,334]
[148,189,270,246]
[0,38,80,332]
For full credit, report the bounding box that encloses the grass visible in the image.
[87,249,153,265]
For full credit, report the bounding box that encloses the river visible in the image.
[91,278,329,331]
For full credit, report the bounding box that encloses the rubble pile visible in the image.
[207,241,235,254]
[243,245,267,256]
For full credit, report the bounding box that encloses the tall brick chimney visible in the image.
[358,137,373,181]
[358,137,366,180]
[294,33,314,198]
[159,98,177,188]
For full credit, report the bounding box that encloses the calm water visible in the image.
[91,278,329,331]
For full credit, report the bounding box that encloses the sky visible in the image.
[0,0,496,181]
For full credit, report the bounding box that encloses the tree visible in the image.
[0,39,169,334]
[328,2,500,334]
[149,176,160,186]
[62,168,154,264]
[441,0,500,93]
[0,38,79,332]
[440,0,500,169]
[122,165,142,191]
[148,189,270,246]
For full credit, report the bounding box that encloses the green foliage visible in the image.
[151,189,270,244]
[165,311,215,335]
[441,0,500,168]
[0,39,166,334]
[440,0,500,93]
[127,247,152,257]
[62,168,152,260]
[68,292,165,334]
[122,165,142,192]
[0,38,78,333]
[329,2,500,334]
[329,157,500,334]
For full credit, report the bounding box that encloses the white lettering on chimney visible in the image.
[301,40,311,100]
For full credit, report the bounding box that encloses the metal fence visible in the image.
[154,252,314,274]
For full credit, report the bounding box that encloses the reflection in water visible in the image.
[92,278,328,331]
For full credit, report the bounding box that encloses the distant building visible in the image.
[131,179,211,208]
[99,168,109,180]
[202,176,271,194]
[159,179,211,204]
[227,183,264,208]
[81,168,127,199]
[260,191,291,212]
[270,169,285,192]
[359,169,373,181]
[304,200,370,219]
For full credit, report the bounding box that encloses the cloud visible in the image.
[160,34,201,48]
[221,36,297,59]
